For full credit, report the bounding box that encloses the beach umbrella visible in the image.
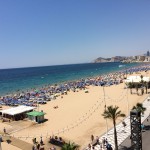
[35,89,39,93]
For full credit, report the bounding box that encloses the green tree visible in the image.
[128,82,133,94]
[132,103,146,115]
[145,82,148,94]
[61,142,79,150]
[140,75,143,81]
[102,105,126,150]
[135,84,139,95]
[143,81,148,94]
[140,75,145,95]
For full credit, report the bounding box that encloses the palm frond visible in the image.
[102,105,126,121]
[61,141,79,150]
[132,103,146,114]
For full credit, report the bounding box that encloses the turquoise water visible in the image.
[0,62,140,96]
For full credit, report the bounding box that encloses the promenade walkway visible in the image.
[0,132,61,150]
[90,95,150,150]
[1,135,33,150]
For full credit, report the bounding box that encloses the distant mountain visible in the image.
[93,56,126,63]
[92,57,111,63]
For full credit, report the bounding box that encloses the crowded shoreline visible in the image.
[0,63,149,107]
[0,62,140,97]
[0,63,150,150]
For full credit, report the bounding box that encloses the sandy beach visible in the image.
[1,142,21,150]
[0,70,149,149]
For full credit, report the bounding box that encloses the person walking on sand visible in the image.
[3,127,6,134]
[91,135,94,142]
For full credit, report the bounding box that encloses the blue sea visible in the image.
[0,62,140,96]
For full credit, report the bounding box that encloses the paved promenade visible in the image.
[93,95,150,150]
[1,135,33,150]
[119,116,150,150]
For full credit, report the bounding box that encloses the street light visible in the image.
[126,68,127,79]
[103,86,108,137]
[36,101,40,112]
[126,88,129,115]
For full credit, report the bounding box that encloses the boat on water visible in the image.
[119,65,125,68]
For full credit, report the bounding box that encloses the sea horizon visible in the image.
[0,62,90,70]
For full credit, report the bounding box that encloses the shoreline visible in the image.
[0,62,141,97]
[0,63,144,97]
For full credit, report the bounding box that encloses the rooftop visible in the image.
[26,111,46,117]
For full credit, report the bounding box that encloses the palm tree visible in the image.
[128,82,133,94]
[135,84,139,95]
[145,82,148,94]
[132,103,146,115]
[61,142,79,150]
[140,75,143,81]
[140,75,145,95]
[102,105,126,150]
[143,81,148,94]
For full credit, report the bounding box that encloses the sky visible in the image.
[0,0,150,69]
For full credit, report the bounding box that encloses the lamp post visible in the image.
[38,102,39,112]
[103,86,108,137]
[126,68,127,79]
[126,88,129,115]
